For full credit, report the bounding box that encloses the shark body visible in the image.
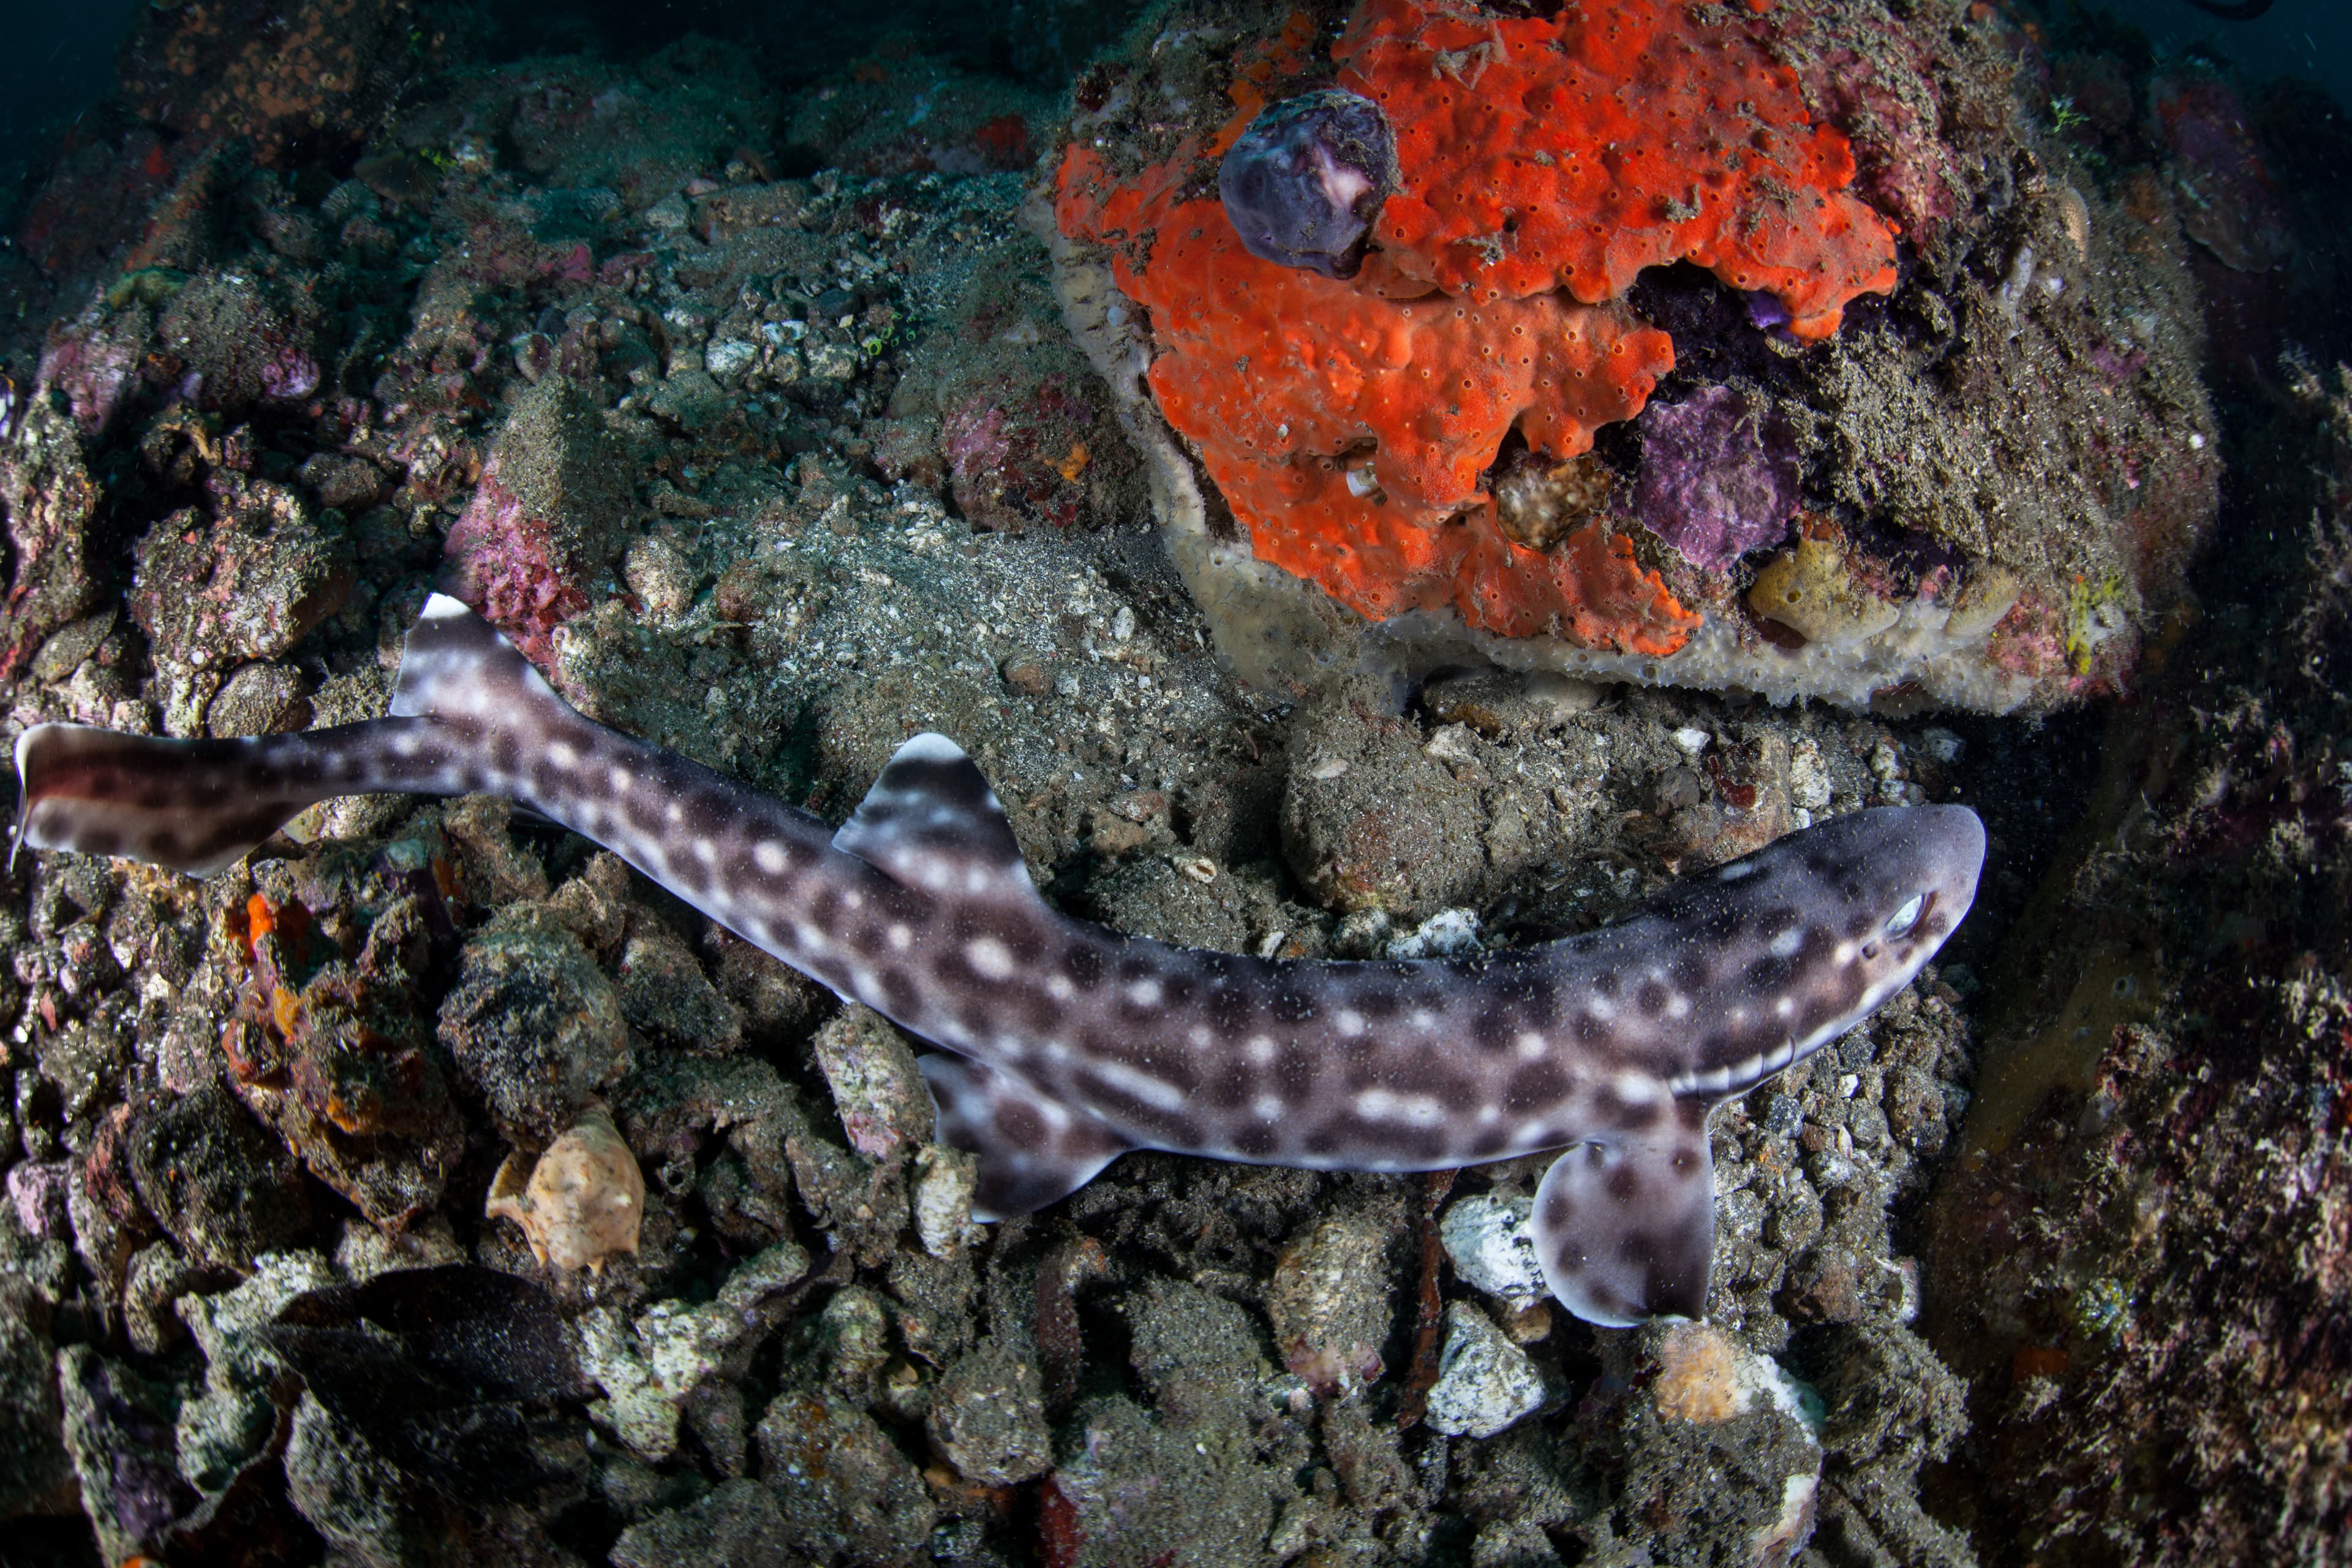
[12,595,1983,1324]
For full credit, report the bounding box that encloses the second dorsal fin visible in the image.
[831,733,1037,901]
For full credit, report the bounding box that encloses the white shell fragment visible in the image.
[1438,1193,1550,1310]
[1423,1301,1548,1439]
[484,1105,646,1273]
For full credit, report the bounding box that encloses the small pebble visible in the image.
[1423,1302,1547,1438]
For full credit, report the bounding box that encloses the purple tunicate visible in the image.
[1219,89,1399,280]
[1634,385,1803,575]
[1743,290,1792,333]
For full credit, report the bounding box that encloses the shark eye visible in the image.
[1883,894,1926,939]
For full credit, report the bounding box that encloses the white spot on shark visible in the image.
[1770,927,1804,959]
[1355,1088,1445,1126]
[1515,1031,1548,1059]
[753,840,788,875]
[1335,1008,1366,1038]
[967,937,1016,980]
[888,924,913,951]
[1089,1059,1188,1112]
[1252,1093,1286,1120]
[1612,1072,1662,1105]
[1126,978,1163,1008]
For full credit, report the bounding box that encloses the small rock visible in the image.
[758,1388,937,1562]
[1438,1193,1549,1310]
[624,535,698,618]
[56,1344,196,1564]
[123,1240,194,1356]
[1267,1197,1403,1396]
[6,1161,72,1242]
[548,850,632,959]
[177,1251,340,1493]
[1525,671,1602,719]
[649,367,733,432]
[282,1392,423,1567]
[1424,722,1480,763]
[439,904,631,1144]
[811,1004,932,1161]
[1386,908,1482,960]
[620,921,744,1052]
[704,336,760,381]
[128,1085,313,1273]
[927,1340,1054,1487]
[30,607,115,684]
[205,660,312,737]
[484,1106,647,1274]
[911,1143,976,1258]
[611,1479,792,1568]
[579,1241,810,1462]
[1423,1302,1547,1439]
[297,451,391,512]
[130,489,354,677]
[1673,725,1714,755]
[1000,656,1052,697]
[0,1279,71,1515]
[332,1213,466,1283]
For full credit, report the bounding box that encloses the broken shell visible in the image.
[485,1105,646,1273]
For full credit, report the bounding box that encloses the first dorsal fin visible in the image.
[390,593,570,722]
[832,733,1037,901]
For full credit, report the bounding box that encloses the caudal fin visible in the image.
[14,725,323,875]
[12,594,541,877]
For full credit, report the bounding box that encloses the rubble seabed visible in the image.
[0,2,2343,1567]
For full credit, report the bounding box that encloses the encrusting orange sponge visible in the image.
[1056,0,1898,653]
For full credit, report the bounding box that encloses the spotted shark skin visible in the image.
[11,595,1984,1325]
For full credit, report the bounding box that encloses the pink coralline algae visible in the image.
[443,380,633,665]
[37,311,145,437]
[445,467,590,667]
[1633,386,1801,575]
[937,380,1098,530]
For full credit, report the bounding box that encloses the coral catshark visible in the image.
[12,596,1983,1324]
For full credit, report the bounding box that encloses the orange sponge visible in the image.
[1057,0,1898,652]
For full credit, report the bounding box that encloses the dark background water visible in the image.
[2,0,2345,227]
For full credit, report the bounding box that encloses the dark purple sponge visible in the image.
[1218,89,1399,280]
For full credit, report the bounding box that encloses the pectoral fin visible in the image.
[1532,1101,1717,1327]
[919,1054,1134,1221]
